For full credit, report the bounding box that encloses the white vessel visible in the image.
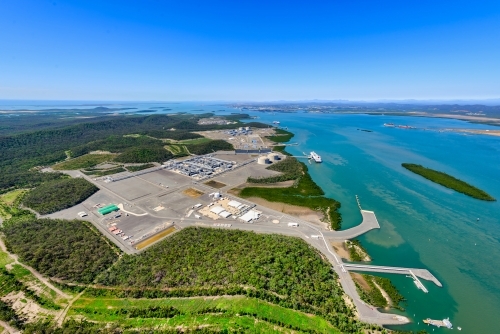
[273,121,280,124]
[309,151,322,163]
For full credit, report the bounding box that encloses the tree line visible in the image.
[402,163,495,201]
[22,178,98,215]
[1,216,119,284]
[0,113,263,191]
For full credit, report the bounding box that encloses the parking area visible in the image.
[96,176,163,201]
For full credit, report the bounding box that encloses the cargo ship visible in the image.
[309,151,322,163]
[423,318,453,329]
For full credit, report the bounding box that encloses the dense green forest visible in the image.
[97,227,364,332]
[402,163,495,201]
[114,147,174,163]
[2,216,118,283]
[0,113,261,191]
[185,139,234,155]
[22,178,98,214]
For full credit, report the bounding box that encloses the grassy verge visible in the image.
[177,137,212,145]
[82,166,126,177]
[402,163,495,201]
[165,144,190,156]
[126,163,155,172]
[68,296,340,333]
[53,154,116,170]
[0,189,27,220]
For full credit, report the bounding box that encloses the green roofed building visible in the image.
[98,204,119,215]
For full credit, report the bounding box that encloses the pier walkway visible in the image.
[342,264,442,287]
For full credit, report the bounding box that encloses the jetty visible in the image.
[342,263,442,287]
[325,210,380,240]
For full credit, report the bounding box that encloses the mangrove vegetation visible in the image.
[402,163,495,201]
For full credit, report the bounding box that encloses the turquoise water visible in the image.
[248,112,500,334]
[5,101,500,333]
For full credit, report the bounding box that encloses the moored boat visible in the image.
[423,317,453,329]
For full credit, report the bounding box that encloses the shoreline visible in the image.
[235,128,343,230]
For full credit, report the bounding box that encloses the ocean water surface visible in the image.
[249,111,500,334]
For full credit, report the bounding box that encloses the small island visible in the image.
[402,163,495,201]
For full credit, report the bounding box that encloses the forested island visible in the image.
[402,163,495,201]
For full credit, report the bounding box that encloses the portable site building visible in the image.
[239,210,260,222]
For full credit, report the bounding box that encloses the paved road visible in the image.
[76,170,430,326]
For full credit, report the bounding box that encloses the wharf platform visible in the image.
[325,210,380,240]
[342,263,442,287]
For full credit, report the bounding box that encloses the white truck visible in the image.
[287,222,299,227]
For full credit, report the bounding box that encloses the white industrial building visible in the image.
[239,209,261,223]
[228,200,246,210]
[210,206,225,215]
[219,211,232,218]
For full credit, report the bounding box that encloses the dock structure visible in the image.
[342,263,442,287]
[325,210,380,240]
[355,195,362,210]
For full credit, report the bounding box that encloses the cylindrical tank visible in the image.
[267,153,280,161]
[257,156,270,165]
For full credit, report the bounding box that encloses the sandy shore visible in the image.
[331,241,350,260]
[450,129,500,137]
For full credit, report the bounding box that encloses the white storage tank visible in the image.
[257,156,270,165]
[267,153,280,161]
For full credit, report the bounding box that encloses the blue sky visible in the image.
[1,0,500,101]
